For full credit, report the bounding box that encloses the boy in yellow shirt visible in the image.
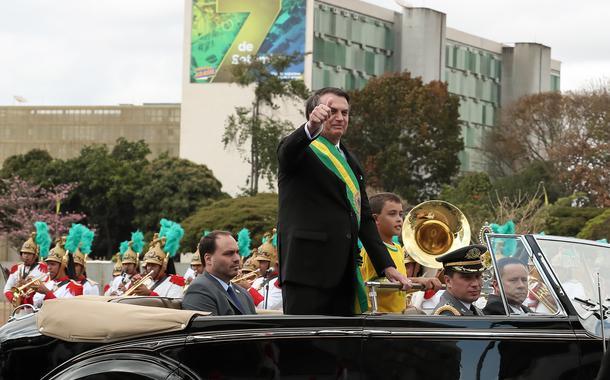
[360,192,440,312]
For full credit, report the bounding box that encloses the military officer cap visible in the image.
[435,244,490,273]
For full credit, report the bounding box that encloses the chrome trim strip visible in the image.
[182,327,601,343]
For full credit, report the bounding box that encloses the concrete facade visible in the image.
[0,103,181,166]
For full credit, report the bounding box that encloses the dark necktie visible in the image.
[226,285,244,314]
[470,304,477,314]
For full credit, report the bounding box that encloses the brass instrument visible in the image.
[123,272,154,296]
[10,275,47,307]
[402,200,471,269]
[230,269,260,284]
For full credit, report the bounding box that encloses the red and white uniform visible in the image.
[249,275,282,311]
[3,262,48,304]
[183,267,196,283]
[104,273,133,296]
[76,275,100,296]
[33,276,83,308]
[144,275,184,298]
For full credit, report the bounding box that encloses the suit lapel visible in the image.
[204,272,243,315]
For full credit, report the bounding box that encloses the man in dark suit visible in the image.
[182,231,256,315]
[277,87,436,316]
[483,257,532,315]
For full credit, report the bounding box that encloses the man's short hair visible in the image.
[198,230,232,256]
[369,192,402,215]
[305,87,350,120]
[496,257,528,277]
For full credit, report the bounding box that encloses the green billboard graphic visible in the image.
[190,0,306,83]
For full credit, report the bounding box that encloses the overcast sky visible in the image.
[0,0,608,106]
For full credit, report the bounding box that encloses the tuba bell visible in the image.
[402,200,471,269]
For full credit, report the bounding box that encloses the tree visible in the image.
[223,53,308,194]
[0,177,85,248]
[485,92,565,176]
[577,208,610,241]
[134,154,226,235]
[486,88,610,206]
[54,140,150,258]
[0,149,64,187]
[181,193,278,252]
[439,172,494,233]
[542,194,604,237]
[345,72,463,203]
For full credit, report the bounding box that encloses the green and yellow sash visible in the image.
[310,136,368,313]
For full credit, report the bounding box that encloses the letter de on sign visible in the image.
[238,41,254,52]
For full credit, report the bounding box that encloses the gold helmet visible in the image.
[112,254,123,276]
[143,220,184,270]
[20,232,38,255]
[143,235,167,267]
[191,250,202,266]
[46,237,67,265]
[122,242,139,265]
[242,257,257,273]
[255,230,277,263]
[72,247,86,267]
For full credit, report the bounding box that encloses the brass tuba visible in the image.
[402,200,471,269]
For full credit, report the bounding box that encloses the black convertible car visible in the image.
[1,234,609,380]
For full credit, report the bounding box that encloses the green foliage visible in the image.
[542,195,605,237]
[181,193,278,252]
[345,72,463,203]
[1,139,225,258]
[491,160,568,203]
[439,172,494,233]
[577,208,610,241]
[133,154,226,235]
[223,53,309,194]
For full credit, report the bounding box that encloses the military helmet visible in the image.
[20,232,38,255]
[46,237,67,265]
[191,250,202,266]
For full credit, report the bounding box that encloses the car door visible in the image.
[361,234,583,380]
[168,314,368,379]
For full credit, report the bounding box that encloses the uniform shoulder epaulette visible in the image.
[10,264,19,274]
[433,304,461,316]
[169,274,185,287]
[67,280,84,296]
[38,262,48,272]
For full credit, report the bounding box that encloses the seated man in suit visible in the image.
[182,231,256,316]
[484,257,532,315]
[433,245,489,316]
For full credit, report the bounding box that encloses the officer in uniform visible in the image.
[433,244,489,316]
[73,237,100,296]
[249,236,282,311]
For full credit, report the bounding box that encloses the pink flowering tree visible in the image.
[0,177,86,249]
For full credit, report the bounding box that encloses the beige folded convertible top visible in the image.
[36,296,209,343]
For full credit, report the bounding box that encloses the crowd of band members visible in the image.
[4,196,554,318]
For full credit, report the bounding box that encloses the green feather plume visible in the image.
[65,224,85,253]
[119,241,129,255]
[237,228,251,257]
[131,230,145,253]
[160,219,184,257]
[80,227,94,255]
[34,221,51,259]
[272,232,277,248]
[203,230,210,237]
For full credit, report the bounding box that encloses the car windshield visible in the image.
[535,237,610,336]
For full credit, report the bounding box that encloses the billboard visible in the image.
[190,0,306,83]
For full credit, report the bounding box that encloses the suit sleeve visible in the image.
[358,185,395,275]
[277,123,314,173]
[182,282,220,316]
